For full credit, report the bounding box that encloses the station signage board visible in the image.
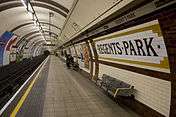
[95,20,170,73]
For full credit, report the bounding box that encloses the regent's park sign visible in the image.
[96,37,158,57]
[95,20,170,73]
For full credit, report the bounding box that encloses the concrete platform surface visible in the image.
[16,56,140,117]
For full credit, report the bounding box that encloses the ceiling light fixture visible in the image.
[21,0,47,43]
[21,0,28,8]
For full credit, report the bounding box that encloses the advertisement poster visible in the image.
[0,31,17,65]
[75,44,83,61]
[82,43,89,69]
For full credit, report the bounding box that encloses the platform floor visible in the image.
[15,56,140,117]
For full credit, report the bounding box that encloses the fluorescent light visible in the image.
[27,12,33,19]
[21,0,28,8]
[46,41,50,44]
[42,36,46,40]
[36,22,40,26]
[34,21,37,26]
[33,15,37,21]
[21,0,47,45]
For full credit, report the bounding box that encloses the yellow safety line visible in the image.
[10,57,48,117]
[10,76,37,117]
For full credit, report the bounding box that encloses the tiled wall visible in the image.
[99,63,171,117]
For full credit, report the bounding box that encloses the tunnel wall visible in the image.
[61,2,176,117]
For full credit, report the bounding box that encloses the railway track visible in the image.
[0,55,48,109]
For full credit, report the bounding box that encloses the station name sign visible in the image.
[95,20,170,73]
[97,37,158,57]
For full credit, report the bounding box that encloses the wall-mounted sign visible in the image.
[95,20,170,73]
[0,31,17,65]
[82,43,89,69]
[75,44,84,61]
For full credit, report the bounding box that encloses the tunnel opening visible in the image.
[44,50,50,56]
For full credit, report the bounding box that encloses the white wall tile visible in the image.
[99,63,171,117]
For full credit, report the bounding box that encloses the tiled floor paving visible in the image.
[16,56,140,117]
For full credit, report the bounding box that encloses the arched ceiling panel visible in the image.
[0,7,63,51]
[51,0,75,10]
[0,0,70,13]
[24,34,58,47]
[0,6,64,34]
[26,33,58,41]
[21,37,53,52]
[10,19,61,39]
[34,0,69,13]
[29,37,53,47]
[0,2,67,17]
[16,30,59,47]
[0,2,67,34]
[31,40,46,49]
[27,37,54,48]
[0,0,76,50]
[26,34,58,46]
[33,6,66,28]
[13,25,59,38]
[0,7,28,35]
[11,22,61,32]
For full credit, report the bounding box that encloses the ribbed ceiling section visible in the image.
[0,0,75,51]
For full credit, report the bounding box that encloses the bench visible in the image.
[96,74,134,99]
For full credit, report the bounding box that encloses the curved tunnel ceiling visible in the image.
[23,33,58,47]
[0,2,67,17]
[20,34,58,52]
[0,0,75,51]
[16,30,59,47]
[23,33,59,47]
[0,0,70,13]
[10,22,61,32]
